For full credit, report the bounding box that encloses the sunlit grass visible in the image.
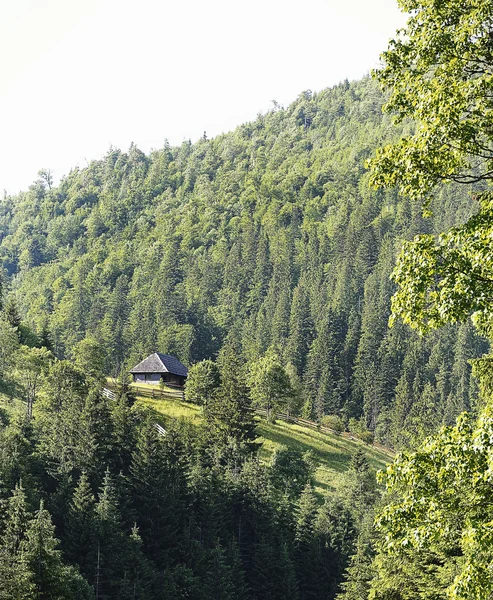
[139,396,203,424]
[107,378,179,394]
[256,418,389,495]
[137,395,391,495]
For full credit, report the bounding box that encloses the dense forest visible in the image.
[0,342,378,599]
[0,77,486,450]
[3,0,493,595]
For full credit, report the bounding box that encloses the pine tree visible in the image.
[24,500,82,599]
[342,450,377,522]
[129,419,187,565]
[3,296,21,331]
[304,311,345,420]
[315,497,356,598]
[0,272,3,312]
[65,471,96,579]
[0,482,35,599]
[337,514,376,600]
[116,525,157,600]
[94,468,123,598]
[205,337,257,455]
[295,484,323,600]
[286,279,314,375]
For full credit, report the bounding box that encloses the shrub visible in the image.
[321,414,344,434]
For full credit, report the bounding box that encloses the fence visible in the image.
[132,384,184,401]
[106,381,184,402]
[254,407,393,455]
[102,387,167,437]
[104,385,392,454]
[101,387,117,401]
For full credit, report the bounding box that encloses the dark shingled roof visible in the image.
[129,353,188,377]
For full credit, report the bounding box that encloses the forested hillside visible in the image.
[0,77,486,447]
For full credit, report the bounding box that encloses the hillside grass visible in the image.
[139,395,392,495]
[0,387,392,497]
[107,378,181,395]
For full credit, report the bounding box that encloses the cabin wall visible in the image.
[162,373,186,386]
[133,373,161,384]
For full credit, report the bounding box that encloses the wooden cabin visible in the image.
[129,353,188,387]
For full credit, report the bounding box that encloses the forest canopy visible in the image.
[0,77,485,448]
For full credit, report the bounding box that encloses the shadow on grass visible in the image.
[257,420,352,474]
[257,418,390,475]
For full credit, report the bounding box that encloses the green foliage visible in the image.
[391,193,493,335]
[364,4,493,597]
[369,0,493,201]
[0,77,481,446]
[0,483,34,599]
[348,418,374,444]
[14,346,52,420]
[269,446,314,499]
[321,414,345,433]
[1,68,491,598]
[0,317,19,377]
[185,359,221,404]
[371,408,493,599]
[248,349,294,420]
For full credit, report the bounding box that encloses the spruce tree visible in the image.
[0,482,34,599]
[286,278,314,375]
[3,296,21,331]
[295,484,322,600]
[94,468,123,598]
[206,337,257,455]
[65,471,96,579]
[23,500,81,599]
[129,418,187,565]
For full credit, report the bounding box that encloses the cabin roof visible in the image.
[129,353,188,377]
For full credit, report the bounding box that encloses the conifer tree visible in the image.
[3,296,21,331]
[337,514,376,600]
[0,482,34,599]
[129,418,187,564]
[24,500,86,599]
[304,311,345,420]
[286,279,314,375]
[206,337,257,453]
[94,468,123,597]
[295,483,323,600]
[65,471,96,579]
[342,450,377,522]
[315,497,356,598]
[116,525,157,600]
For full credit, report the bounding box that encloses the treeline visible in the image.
[0,77,487,448]
[0,315,378,599]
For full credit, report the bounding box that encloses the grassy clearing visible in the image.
[137,395,392,495]
[0,385,392,496]
[256,418,390,495]
[140,396,202,424]
[129,381,181,394]
[107,378,180,395]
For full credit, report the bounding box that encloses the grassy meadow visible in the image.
[139,395,392,495]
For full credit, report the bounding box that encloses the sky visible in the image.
[0,0,406,195]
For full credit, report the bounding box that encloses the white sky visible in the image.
[0,0,406,195]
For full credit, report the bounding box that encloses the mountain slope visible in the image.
[0,76,486,447]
